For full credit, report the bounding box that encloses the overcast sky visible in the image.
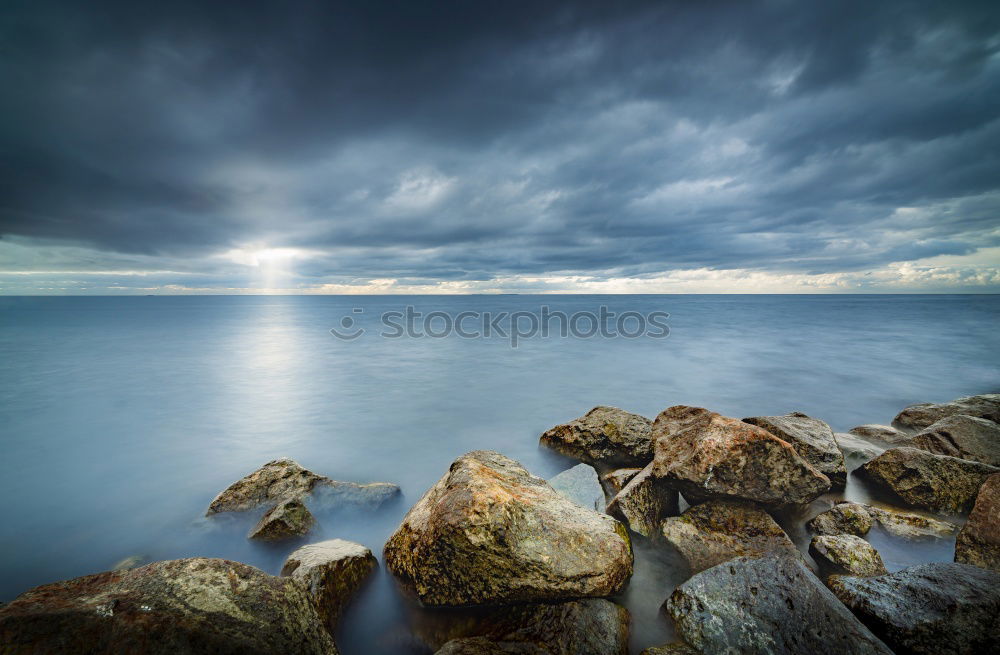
[1,0,999,294]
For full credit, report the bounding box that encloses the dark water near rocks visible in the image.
[1,294,998,652]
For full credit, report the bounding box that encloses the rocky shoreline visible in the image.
[1,393,999,654]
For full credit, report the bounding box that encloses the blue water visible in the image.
[1,294,998,652]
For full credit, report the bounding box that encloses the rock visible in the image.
[548,463,605,511]
[281,539,377,625]
[829,562,1000,655]
[248,497,315,541]
[603,467,643,497]
[807,502,874,537]
[743,412,847,489]
[435,638,507,654]
[206,457,400,515]
[640,645,700,655]
[834,433,886,465]
[539,406,653,468]
[660,500,800,574]
[955,473,1000,571]
[0,558,338,654]
[310,479,402,510]
[810,535,887,577]
[892,393,1000,432]
[849,424,911,443]
[606,462,679,537]
[111,555,147,571]
[383,450,633,606]
[905,415,1000,467]
[651,406,831,506]
[860,447,999,513]
[416,598,629,655]
[666,555,893,655]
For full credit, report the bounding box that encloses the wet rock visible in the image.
[660,500,800,574]
[834,433,886,466]
[248,497,315,541]
[416,598,629,655]
[955,473,1000,571]
[743,412,847,489]
[539,406,653,469]
[435,638,507,654]
[640,644,700,655]
[829,562,1000,655]
[666,555,893,655]
[607,463,679,538]
[892,393,1000,432]
[548,463,604,512]
[384,450,632,606]
[206,457,400,515]
[849,424,911,444]
[905,415,1000,467]
[310,479,402,510]
[651,406,830,506]
[860,447,999,513]
[810,535,887,577]
[807,502,874,537]
[602,467,643,498]
[0,558,338,654]
[281,539,377,625]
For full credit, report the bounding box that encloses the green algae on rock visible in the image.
[539,406,654,469]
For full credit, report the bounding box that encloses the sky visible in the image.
[1,0,999,294]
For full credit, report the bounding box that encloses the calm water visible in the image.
[1,294,998,652]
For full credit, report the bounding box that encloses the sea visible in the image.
[1,294,998,653]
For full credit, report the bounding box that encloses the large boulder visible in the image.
[809,535,887,577]
[383,450,633,606]
[860,447,999,513]
[281,539,377,626]
[829,562,1000,655]
[849,424,911,444]
[666,555,893,655]
[651,406,831,506]
[539,406,653,469]
[660,500,799,574]
[606,462,679,538]
[0,558,338,654]
[955,473,1000,571]
[807,502,957,540]
[206,457,400,515]
[905,415,1000,467]
[248,497,315,541]
[743,412,847,489]
[548,463,605,512]
[892,394,1000,432]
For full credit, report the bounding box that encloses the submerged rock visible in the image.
[905,415,1000,467]
[955,473,1000,571]
[743,412,847,489]
[810,535,887,577]
[660,500,799,574]
[383,450,632,606]
[311,479,402,510]
[111,554,147,571]
[892,393,1000,432]
[548,463,605,511]
[849,424,911,444]
[281,539,377,626]
[829,562,1000,655]
[606,463,679,538]
[0,558,338,654]
[807,501,956,540]
[651,406,831,506]
[666,555,893,655]
[539,406,653,468]
[834,433,886,466]
[247,497,315,541]
[860,447,999,513]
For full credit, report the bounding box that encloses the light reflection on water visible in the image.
[0,294,997,654]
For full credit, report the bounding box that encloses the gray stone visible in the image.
[860,447,999,513]
[247,497,315,541]
[892,394,1000,432]
[310,479,402,511]
[849,424,911,443]
[651,406,830,506]
[548,463,604,512]
[281,539,377,626]
[606,462,678,537]
[830,562,1000,655]
[539,406,653,469]
[666,555,893,655]
[0,558,338,654]
[383,450,632,606]
[810,534,887,577]
[955,473,1000,571]
[905,414,1000,467]
[743,412,847,489]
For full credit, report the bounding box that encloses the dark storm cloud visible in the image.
[1,0,999,288]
